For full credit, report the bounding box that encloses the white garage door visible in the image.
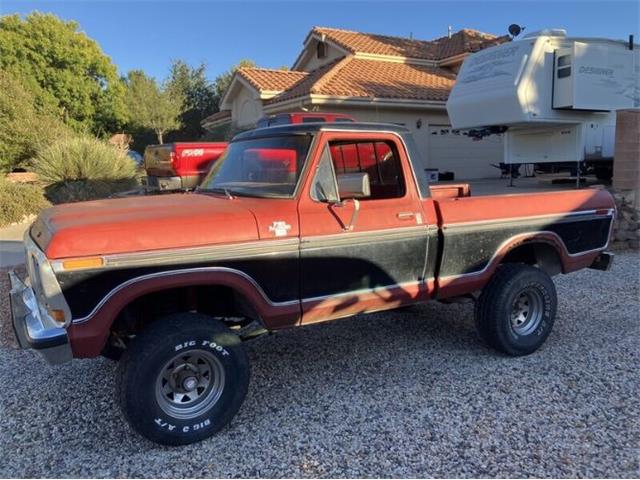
[427,125,503,180]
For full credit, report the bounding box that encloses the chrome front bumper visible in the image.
[9,271,72,365]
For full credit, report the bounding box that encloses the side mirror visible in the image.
[337,172,371,199]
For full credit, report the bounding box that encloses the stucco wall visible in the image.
[232,87,263,128]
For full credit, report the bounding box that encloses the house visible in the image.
[202,27,509,179]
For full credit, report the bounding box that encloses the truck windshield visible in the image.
[199,135,312,198]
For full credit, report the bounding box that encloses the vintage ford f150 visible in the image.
[9,123,615,445]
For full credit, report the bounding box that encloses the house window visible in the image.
[317,41,327,59]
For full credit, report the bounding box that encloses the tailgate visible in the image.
[144,145,175,177]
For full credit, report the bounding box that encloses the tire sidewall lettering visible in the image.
[174,339,230,357]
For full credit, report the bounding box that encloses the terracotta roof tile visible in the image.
[429,29,510,59]
[312,26,508,60]
[237,68,308,92]
[270,57,456,104]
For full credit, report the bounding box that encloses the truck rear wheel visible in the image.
[116,313,249,445]
[475,264,557,356]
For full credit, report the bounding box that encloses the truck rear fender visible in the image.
[436,232,600,299]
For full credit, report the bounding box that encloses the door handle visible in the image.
[396,212,415,220]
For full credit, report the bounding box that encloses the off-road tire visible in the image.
[116,313,250,446]
[475,264,557,356]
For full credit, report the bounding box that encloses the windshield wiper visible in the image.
[197,187,235,199]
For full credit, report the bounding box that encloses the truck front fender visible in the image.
[66,267,300,358]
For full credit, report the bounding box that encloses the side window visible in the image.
[328,140,405,200]
[311,146,339,203]
[557,54,571,78]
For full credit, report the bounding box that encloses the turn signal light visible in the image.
[61,256,104,271]
[49,309,66,323]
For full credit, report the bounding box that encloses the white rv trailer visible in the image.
[446,29,639,179]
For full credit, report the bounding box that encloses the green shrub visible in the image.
[0,178,50,227]
[33,136,138,203]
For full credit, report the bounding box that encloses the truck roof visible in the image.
[234,121,411,141]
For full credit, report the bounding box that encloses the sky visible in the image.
[2,0,639,81]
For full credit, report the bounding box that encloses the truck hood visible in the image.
[32,193,259,259]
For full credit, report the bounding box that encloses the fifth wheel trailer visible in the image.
[446,29,640,179]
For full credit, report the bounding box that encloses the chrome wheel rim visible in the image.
[155,350,225,420]
[510,288,544,336]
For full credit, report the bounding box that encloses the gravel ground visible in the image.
[0,252,638,478]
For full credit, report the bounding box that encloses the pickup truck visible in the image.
[144,142,227,191]
[9,122,615,446]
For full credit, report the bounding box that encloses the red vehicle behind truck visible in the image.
[144,142,228,191]
[10,122,614,445]
[256,112,355,128]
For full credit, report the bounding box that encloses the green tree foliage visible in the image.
[166,60,217,140]
[0,13,127,134]
[125,70,183,144]
[0,69,71,172]
[213,59,256,108]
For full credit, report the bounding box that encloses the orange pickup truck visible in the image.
[9,122,614,445]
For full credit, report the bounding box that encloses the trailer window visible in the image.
[557,54,571,78]
[329,140,405,199]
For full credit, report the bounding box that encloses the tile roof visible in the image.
[269,57,456,104]
[237,68,308,92]
[224,27,507,109]
[312,27,508,60]
[429,29,511,59]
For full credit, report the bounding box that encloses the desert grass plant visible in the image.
[0,178,50,227]
[33,136,138,203]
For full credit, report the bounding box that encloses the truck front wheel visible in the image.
[116,313,250,445]
[475,264,557,356]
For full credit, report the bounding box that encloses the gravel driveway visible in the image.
[1,251,638,478]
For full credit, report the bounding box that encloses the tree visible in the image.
[0,13,126,134]
[125,70,183,144]
[213,59,256,110]
[0,68,71,172]
[166,60,217,140]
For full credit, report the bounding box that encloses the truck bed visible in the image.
[431,186,615,297]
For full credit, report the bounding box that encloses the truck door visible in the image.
[297,131,433,324]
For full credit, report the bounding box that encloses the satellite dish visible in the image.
[508,24,523,37]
